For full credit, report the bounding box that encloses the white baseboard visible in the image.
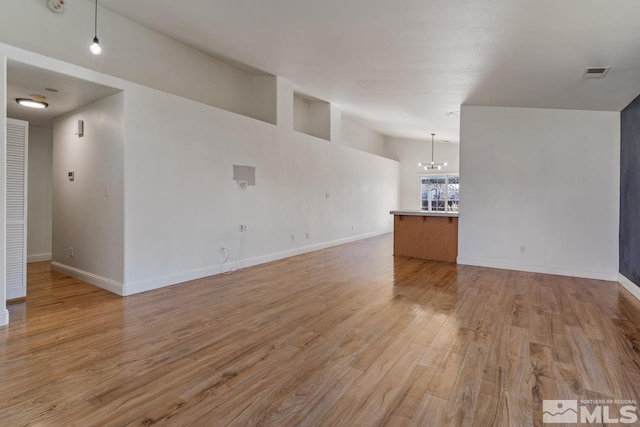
[456,257,618,281]
[618,273,640,302]
[27,253,52,263]
[124,229,392,296]
[51,262,124,295]
[0,308,8,326]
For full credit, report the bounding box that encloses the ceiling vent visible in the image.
[582,67,610,79]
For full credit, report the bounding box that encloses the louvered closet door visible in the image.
[6,118,28,300]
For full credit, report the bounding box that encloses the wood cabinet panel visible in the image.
[393,215,458,263]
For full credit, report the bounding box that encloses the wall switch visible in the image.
[70,247,74,257]
[68,171,74,181]
[239,224,247,231]
[291,235,295,242]
[306,233,309,239]
[105,186,110,197]
[325,192,330,199]
[219,246,226,254]
[520,246,526,254]
[75,120,84,137]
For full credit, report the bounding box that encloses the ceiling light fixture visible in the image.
[89,0,102,55]
[16,98,49,109]
[418,133,447,171]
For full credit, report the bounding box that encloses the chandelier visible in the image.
[418,133,447,170]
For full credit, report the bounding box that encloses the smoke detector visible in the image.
[582,67,610,79]
[47,0,65,14]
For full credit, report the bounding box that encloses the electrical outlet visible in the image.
[291,234,295,242]
[520,246,526,254]
[325,192,330,199]
[239,224,247,231]
[306,233,309,239]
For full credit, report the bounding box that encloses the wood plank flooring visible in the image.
[1,234,640,426]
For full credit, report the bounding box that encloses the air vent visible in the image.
[582,67,610,79]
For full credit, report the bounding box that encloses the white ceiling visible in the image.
[7,60,120,128]
[99,0,640,142]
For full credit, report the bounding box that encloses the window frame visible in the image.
[418,173,459,212]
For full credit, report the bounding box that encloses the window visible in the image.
[420,175,459,212]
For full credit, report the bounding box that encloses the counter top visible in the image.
[390,210,459,217]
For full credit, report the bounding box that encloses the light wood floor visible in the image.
[2,235,640,426]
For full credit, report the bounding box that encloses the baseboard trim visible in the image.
[618,273,640,302]
[28,253,52,263]
[124,229,392,296]
[456,257,618,281]
[51,262,124,296]
[0,308,8,326]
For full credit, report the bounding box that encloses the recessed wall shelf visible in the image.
[249,75,277,124]
[293,91,330,141]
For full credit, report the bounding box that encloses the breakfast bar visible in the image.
[390,210,459,263]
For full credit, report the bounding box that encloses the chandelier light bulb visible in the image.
[90,37,102,55]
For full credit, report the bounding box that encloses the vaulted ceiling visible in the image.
[100,0,640,141]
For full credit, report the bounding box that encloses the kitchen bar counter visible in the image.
[390,210,458,217]
[390,210,458,263]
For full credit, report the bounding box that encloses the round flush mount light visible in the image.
[16,98,49,109]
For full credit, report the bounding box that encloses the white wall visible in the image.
[123,78,399,293]
[52,92,124,285]
[385,137,460,209]
[0,1,260,119]
[340,115,388,158]
[308,101,331,141]
[0,38,398,311]
[1,54,8,325]
[458,106,620,280]
[27,125,53,262]
[293,94,310,135]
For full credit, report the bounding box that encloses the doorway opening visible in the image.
[6,60,121,304]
